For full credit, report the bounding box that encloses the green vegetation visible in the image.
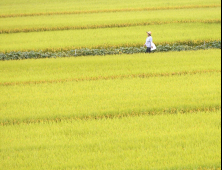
[1,111,221,169]
[0,41,221,60]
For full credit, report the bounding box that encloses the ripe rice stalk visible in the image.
[0,23,220,52]
[0,69,220,87]
[0,19,220,34]
[0,50,221,125]
[0,4,220,18]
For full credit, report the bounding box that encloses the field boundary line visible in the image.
[0,19,221,34]
[0,4,220,18]
[1,106,221,126]
[1,69,220,87]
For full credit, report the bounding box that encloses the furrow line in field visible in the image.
[1,69,220,87]
[0,4,220,18]
[1,106,221,126]
[1,19,221,34]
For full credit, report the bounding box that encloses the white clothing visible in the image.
[145,36,152,48]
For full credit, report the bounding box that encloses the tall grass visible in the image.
[1,111,221,169]
[0,23,221,52]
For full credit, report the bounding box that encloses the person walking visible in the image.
[144,31,153,53]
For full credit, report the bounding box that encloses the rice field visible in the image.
[1,111,221,170]
[0,50,221,169]
[0,7,221,33]
[0,0,220,16]
[0,0,221,52]
[0,50,220,84]
[1,70,221,125]
[0,23,221,52]
[0,0,221,169]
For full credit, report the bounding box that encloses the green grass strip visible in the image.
[0,40,220,59]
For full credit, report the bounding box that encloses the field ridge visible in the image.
[0,4,220,18]
[1,69,220,86]
[1,19,220,34]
